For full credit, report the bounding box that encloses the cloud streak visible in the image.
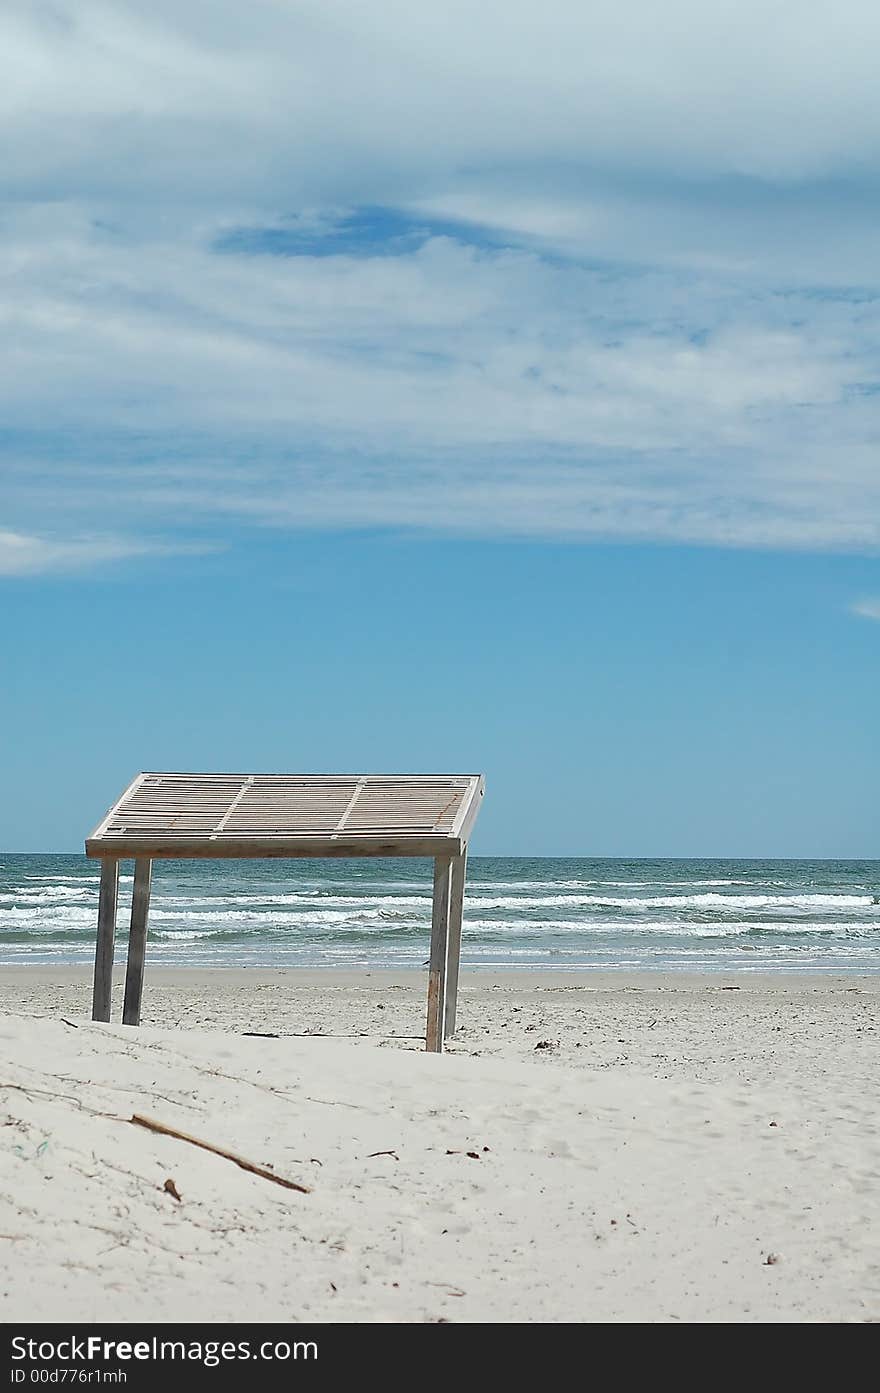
[0,529,179,577]
[852,598,880,621]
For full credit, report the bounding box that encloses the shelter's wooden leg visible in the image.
[444,851,467,1039]
[122,857,152,1027]
[92,857,119,1022]
[426,854,452,1053]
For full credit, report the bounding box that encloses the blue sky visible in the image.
[1,2,878,854]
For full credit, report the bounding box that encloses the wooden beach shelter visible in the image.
[85,772,484,1052]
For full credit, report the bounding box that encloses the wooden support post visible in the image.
[426,854,452,1053]
[91,858,119,1022]
[122,857,152,1027]
[444,850,467,1040]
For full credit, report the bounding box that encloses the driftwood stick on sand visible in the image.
[130,1114,311,1194]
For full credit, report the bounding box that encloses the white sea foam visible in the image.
[436,892,876,912]
[21,875,100,884]
[438,917,875,938]
[0,887,95,903]
[146,890,878,913]
[154,892,433,909]
[0,905,95,927]
[149,906,408,925]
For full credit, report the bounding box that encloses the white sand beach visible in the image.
[1,968,878,1323]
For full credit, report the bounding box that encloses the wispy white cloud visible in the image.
[3,3,880,562]
[2,212,879,551]
[852,598,880,621]
[0,217,856,442]
[0,529,207,577]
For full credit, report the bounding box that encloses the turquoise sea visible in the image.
[1,854,879,971]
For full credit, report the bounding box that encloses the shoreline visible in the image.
[1,963,880,997]
[3,963,877,1088]
[4,963,880,987]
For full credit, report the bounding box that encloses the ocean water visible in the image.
[1,854,879,971]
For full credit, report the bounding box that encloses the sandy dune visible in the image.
[1,969,878,1323]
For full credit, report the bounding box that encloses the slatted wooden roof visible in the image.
[85,772,484,859]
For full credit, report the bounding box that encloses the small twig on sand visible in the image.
[306,1095,366,1110]
[366,1149,399,1160]
[2,1080,119,1118]
[130,1114,311,1194]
